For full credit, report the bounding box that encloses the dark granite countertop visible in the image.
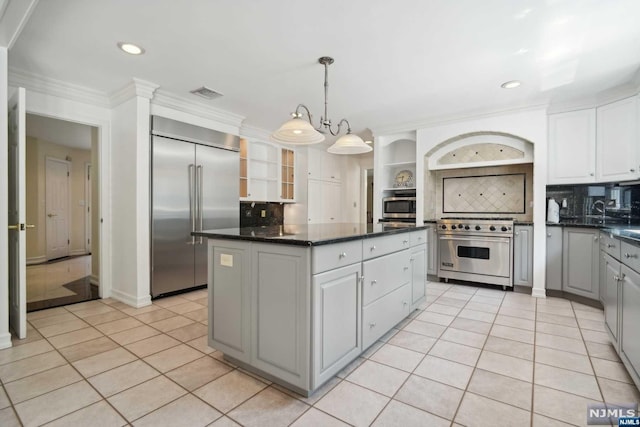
[514,221,534,226]
[546,222,640,245]
[193,223,429,246]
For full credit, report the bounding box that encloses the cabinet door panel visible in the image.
[548,109,596,184]
[621,266,640,381]
[362,249,411,306]
[603,254,620,341]
[362,283,411,349]
[546,227,563,290]
[514,226,533,287]
[597,97,639,182]
[411,244,426,305]
[562,228,599,299]
[312,264,361,387]
[427,226,438,275]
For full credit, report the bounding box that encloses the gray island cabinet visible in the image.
[195,224,427,396]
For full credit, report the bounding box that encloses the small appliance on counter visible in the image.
[547,198,560,223]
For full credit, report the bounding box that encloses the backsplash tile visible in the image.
[443,174,525,214]
[240,202,284,227]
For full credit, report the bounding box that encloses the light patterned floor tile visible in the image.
[108,376,187,422]
[0,387,9,409]
[536,312,578,327]
[387,331,436,354]
[536,332,587,355]
[534,363,601,400]
[585,341,619,361]
[4,364,82,404]
[402,319,446,338]
[429,339,481,367]
[134,309,176,324]
[414,355,473,389]
[165,356,232,391]
[72,305,116,319]
[0,351,67,383]
[440,327,487,348]
[369,343,424,372]
[29,312,78,328]
[494,314,535,331]
[45,400,128,427]
[88,360,160,397]
[48,327,104,349]
[82,310,129,326]
[315,381,389,427]
[57,336,119,362]
[0,339,53,365]
[477,350,533,382]
[185,335,216,354]
[372,399,449,427]
[148,316,195,332]
[454,392,530,427]
[415,311,455,326]
[464,302,499,314]
[27,306,68,321]
[577,317,607,332]
[183,307,209,323]
[591,358,634,383]
[38,318,90,338]
[0,407,21,427]
[13,381,101,427]
[449,317,492,334]
[133,394,221,427]
[165,301,204,315]
[143,343,203,373]
[498,306,536,320]
[581,329,611,345]
[424,303,462,316]
[95,317,144,335]
[533,384,602,425]
[72,347,137,377]
[346,360,409,397]
[109,325,160,346]
[467,368,532,410]
[457,308,496,323]
[490,324,535,344]
[598,377,640,404]
[227,387,309,427]
[290,408,348,427]
[394,375,464,420]
[167,322,208,342]
[535,346,594,375]
[536,322,582,340]
[125,334,181,358]
[194,370,268,413]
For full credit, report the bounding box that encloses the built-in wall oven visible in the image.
[382,195,416,219]
[437,218,514,289]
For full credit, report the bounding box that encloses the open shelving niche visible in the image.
[239,139,295,202]
[381,139,417,193]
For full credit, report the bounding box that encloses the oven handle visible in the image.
[438,236,512,244]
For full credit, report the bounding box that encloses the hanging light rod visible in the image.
[271,57,372,155]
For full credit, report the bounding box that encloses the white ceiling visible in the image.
[9,0,640,137]
[26,114,94,150]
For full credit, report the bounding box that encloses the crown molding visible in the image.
[371,103,549,136]
[8,67,110,107]
[239,123,271,141]
[109,78,159,107]
[152,89,244,129]
[547,82,640,114]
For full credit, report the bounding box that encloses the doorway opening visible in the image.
[361,168,374,224]
[25,114,100,311]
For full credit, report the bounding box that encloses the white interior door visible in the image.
[85,163,91,254]
[45,157,70,260]
[8,88,27,339]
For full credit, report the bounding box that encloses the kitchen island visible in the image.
[193,223,428,396]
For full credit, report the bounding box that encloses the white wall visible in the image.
[0,47,11,348]
[416,107,548,296]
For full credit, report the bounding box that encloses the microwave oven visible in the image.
[382,196,416,219]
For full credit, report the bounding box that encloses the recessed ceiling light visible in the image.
[501,80,522,89]
[117,42,145,55]
[515,48,529,55]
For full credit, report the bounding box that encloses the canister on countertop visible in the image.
[547,198,560,223]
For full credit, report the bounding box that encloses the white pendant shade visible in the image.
[327,133,372,154]
[270,117,325,145]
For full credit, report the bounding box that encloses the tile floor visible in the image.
[1,282,639,426]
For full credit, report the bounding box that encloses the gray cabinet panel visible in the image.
[411,244,427,305]
[210,242,250,362]
[363,233,411,260]
[562,228,600,299]
[312,263,361,388]
[514,225,533,287]
[362,283,411,349]
[426,226,438,276]
[312,240,362,274]
[621,265,640,382]
[546,227,563,290]
[602,253,620,342]
[252,244,310,388]
[621,240,640,272]
[362,249,411,305]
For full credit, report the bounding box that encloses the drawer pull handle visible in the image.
[402,301,408,306]
[607,244,614,248]
[410,257,414,262]
[369,322,376,328]
[547,233,551,237]
[624,253,638,259]
[339,252,347,258]
[404,266,409,271]
[370,245,376,251]
[613,275,620,281]
[371,280,377,286]
[403,240,409,244]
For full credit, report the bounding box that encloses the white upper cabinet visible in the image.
[597,96,639,182]
[240,139,296,202]
[548,109,597,184]
[307,148,342,182]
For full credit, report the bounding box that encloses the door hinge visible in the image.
[68,239,70,245]
[87,206,90,213]
[88,238,90,245]
[67,171,70,177]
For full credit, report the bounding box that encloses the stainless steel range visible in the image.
[437,217,514,289]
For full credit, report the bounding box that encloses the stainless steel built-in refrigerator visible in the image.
[151,116,239,298]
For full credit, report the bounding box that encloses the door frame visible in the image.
[84,162,91,254]
[21,91,112,302]
[45,156,71,260]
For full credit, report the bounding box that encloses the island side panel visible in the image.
[208,239,251,363]
[251,243,311,391]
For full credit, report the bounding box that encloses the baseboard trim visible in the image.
[89,275,100,286]
[109,288,151,308]
[69,249,88,257]
[0,332,13,350]
[26,256,47,265]
[531,287,547,298]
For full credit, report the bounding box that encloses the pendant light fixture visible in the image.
[271,57,372,155]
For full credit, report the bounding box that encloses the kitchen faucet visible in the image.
[591,200,606,223]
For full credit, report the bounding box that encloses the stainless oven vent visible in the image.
[190,86,223,100]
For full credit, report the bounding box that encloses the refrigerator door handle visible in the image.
[188,164,195,245]
[197,164,204,244]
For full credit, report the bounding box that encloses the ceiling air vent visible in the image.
[190,86,223,100]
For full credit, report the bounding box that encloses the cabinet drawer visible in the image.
[362,250,411,306]
[409,230,428,247]
[362,283,411,350]
[363,233,412,260]
[600,232,621,260]
[621,240,640,273]
[312,240,362,274]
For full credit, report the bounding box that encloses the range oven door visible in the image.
[438,235,511,279]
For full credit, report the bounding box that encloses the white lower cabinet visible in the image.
[513,225,533,287]
[411,244,427,305]
[602,253,620,343]
[426,226,438,276]
[562,228,600,299]
[362,249,411,305]
[621,265,640,381]
[362,283,411,349]
[312,263,361,387]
